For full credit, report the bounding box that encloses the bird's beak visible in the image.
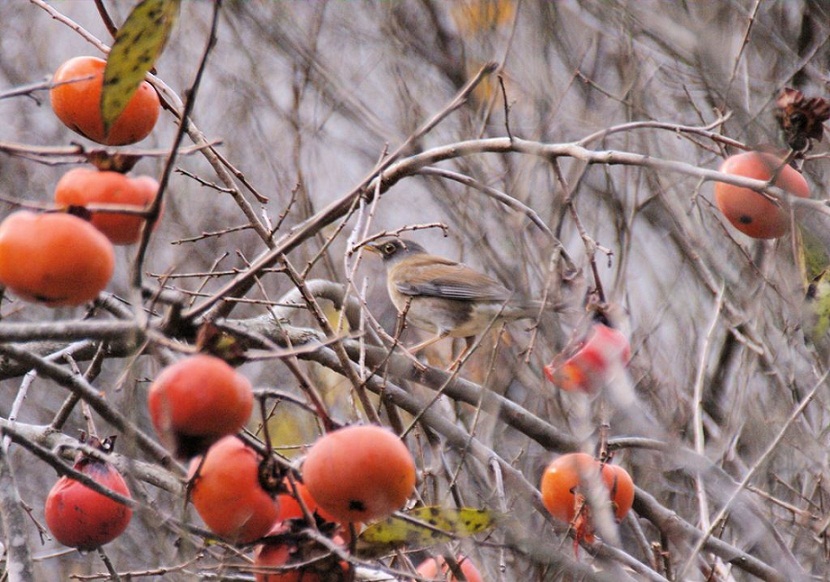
[363,243,381,255]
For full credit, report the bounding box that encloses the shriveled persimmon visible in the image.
[51,56,160,145]
[302,425,416,524]
[540,452,634,544]
[276,479,342,525]
[275,479,358,543]
[253,523,348,582]
[714,151,809,239]
[415,554,484,582]
[55,167,160,245]
[189,436,279,545]
[44,436,132,551]
[0,210,114,307]
[148,354,253,459]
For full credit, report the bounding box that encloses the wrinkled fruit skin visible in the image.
[189,436,279,544]
[254,524,348,582]
[55,167,160,245]
[0,210,115,307]
[51,55,160,145]
[275,479,358,544]
[302,425,416,524]
[277,479,354,526]
[540,452,635,543]
[714,151,809,239]
[148,354,253,459]
[544,323,630,394]
[45,457,132,550]
[415,555,483,582]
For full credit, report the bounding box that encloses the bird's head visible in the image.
[365,238,427,265]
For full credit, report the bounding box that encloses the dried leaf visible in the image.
[774,87,830,151]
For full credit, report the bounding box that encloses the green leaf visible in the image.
[356,507,496,556]
[101,0,180,133]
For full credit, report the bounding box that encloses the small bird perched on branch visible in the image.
[365,237,543,357]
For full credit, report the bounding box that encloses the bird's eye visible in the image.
[384,243,396,253]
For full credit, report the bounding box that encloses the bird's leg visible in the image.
[448,336,477,371]
[408,331,450,354]
[386,298,429,372]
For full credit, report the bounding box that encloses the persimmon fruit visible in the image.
[253,523,348,582]
[415,555,484,582]
[55,167,160,245]
[544,323,631,394]
[714,151,809,239]
[276,479,343,525]
[0,210,114,306]
[50,55,160,145]
[275,479,357,543]
[148,354,253,459]
[540,453,634,544]
[189,436,279,544]
[302,425,416,524]
[44,437,132,550]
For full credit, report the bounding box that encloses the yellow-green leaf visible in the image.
[357,507,496,555]
[101,0,180,133]
[797,224,830,286]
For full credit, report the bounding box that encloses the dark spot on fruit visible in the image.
[173,433,215,460]
[348,499,366,512]
[34,293,66,304]
[739,215,753,224]
[66,205,93,221]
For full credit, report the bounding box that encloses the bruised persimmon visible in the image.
[714,151,809,239]
[44,437,132,551]
[148,354,253,459]
[302,425,416,524]
[415,554,484,582]
[189,436,279,545]
[0,210,114,307]
[55,167,160,245]
[540,453,634,544]
[50,56,160,145]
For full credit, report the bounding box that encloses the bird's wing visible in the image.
[392,256,513,301]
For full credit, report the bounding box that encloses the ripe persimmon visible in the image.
[0,210,114,307]
[55,167,159,245]
[148,354,253,459]
[714,151,809,239]
[540,453,634,544]
[44,437,132,550]
[302,425,416,524]
[415,554,484,582]
[189,436,279,544]
[544,323,631,394]
[50,56,160,145]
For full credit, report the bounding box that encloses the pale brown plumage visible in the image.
[366,238,541,353]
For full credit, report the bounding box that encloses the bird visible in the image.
[364,237,543,357]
